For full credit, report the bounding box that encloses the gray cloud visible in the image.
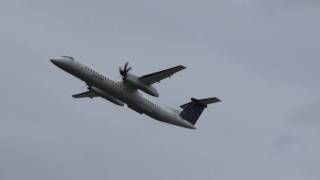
[0,0,320,179]
[289,101,320,125]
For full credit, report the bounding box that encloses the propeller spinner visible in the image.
[119,62,132,80]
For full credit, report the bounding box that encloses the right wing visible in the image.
[140,65,186,85]
[72,91,97,99]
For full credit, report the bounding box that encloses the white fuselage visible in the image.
[51,58,196,129]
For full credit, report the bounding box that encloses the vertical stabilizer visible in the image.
[179,97,221,125]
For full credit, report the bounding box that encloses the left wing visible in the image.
[72,91,97,99]
[140,65,186,85]
[72,87,124,106]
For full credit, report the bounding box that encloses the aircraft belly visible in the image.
[127,104,144,114]
[52,59,198,129]
[143,107,194,129]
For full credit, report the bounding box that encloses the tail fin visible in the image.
[179,97,221,125]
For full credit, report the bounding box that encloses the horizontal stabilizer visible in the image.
[194,97,221,105]
[180,97,221,109]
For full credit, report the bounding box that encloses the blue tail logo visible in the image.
[179,97,221,125]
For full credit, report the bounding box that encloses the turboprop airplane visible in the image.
[51,56,221,129]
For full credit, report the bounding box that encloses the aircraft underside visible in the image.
[51,56,220,129]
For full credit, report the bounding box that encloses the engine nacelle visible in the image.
[125,73,159,97]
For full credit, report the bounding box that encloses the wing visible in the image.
[140,65,186,85]
[72,91,97,99]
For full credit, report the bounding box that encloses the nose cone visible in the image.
[50,59,57,65]
[50,57,62,66]
[50,56,72,70]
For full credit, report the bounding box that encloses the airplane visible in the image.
[50,56,221,129]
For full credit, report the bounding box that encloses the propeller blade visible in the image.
[119,62,132,80]
[124,62,129,71]
[119,66,123,75]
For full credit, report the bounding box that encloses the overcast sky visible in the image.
[0,0,320,179]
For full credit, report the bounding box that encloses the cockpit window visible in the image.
[61,56,74,60]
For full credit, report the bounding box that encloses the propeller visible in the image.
[119,62,132,80]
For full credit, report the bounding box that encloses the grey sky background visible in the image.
[0,0,319,179]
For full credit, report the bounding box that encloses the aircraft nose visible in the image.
[50,57,66,67]
[50,56,74,70]
[50,58,61,67]
[50,58,58,64]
